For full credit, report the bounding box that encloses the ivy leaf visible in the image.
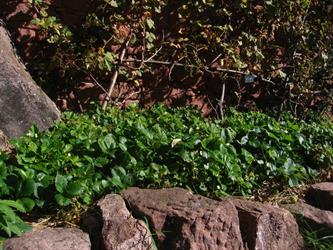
[55,194,71,206]
[66,182,84,196]
[146,18,155,29]
[104,134,116,149]
[18,198,35,212]
[20,179,36,197]
[278,70,287,78]
[106,0,118,7]
[55,174,67,193]
[103,52,115,71]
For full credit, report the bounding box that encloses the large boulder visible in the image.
[0,19,60,148]
[81,194,153,250]
[305,182,333,212]
[229,198,304,250]
[283,201,333,237]
[3,227,91,250]
[122,187,244,250]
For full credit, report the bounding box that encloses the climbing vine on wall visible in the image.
[29,0,333,115]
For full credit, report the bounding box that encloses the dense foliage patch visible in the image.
[0,105,332,239]
[28,0,333,114]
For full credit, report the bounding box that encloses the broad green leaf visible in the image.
[55,174,67,193]
[20,179,35,197]
[55,194,71,206]
[95,157,109,167]
[18,198,35,212]
[66,182,84,196]
[110,175,125,189]
[98,138,108,153]
[104,134,116,149]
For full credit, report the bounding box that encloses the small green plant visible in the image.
[0,199,32,247]
[301,224,333,250]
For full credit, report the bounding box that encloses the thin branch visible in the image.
[123,58,276,85]
[145,46,163,63]
[140,27,146,68]
[114,84,124,104]
[102,38,130,110]
[102,36,114,49]
[219,82,226,120]
[168,63,175,81]
[89,73,110,99]
[209,53,222,66]
[119,90,141,106]
[71,62,111,100]
[207,97,219,117]
[141,30,164,66]
[266,65,294,73]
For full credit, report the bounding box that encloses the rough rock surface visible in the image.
[122,187,244,250]
[306,182,333,212]
[0,129,9,150]
[0,20,60,148]
[3,227,91,250]
[81,194,152,250]
[283,201,333,236]
[229,199,304,250]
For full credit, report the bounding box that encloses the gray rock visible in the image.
[229,198,304,250]
[81,194,153,250]
[0,20,60,148]
[122,187,244,250]
[283,201,333,237]
[306,182,333,212]
[3,227,91,250]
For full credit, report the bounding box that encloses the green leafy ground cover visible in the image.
[0,104,332,242]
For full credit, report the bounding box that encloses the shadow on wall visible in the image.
[0,0,37,59]
[0,1,280,116]
[0,0,92,60]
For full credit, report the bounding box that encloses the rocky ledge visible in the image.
[4,182,333,250]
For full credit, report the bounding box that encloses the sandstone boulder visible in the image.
[0,20,60,148]
[81,194,153,250]
[283,201,333,237]
[229,198,304,250]
[306,182,333,212]
[3,227,90,250]
[122,187,244,250]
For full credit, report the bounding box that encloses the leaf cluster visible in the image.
[0,104,332,239]
[29,0,333,114]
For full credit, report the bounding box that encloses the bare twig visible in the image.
[168,63,175,81]
[102,38,130,110]
[140,30,164,67]
[123,58,276,85]
[114,85,124,103]
[145,46,163,64]
[209,53,222,66]
[207,98,219,117]
[219,82,226,120]
[102,36,114,49]
[266,65,294,73]
[88,73,110,99]
[140,27,146,68]
[71,62,111,100]
[119,90,141,106]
